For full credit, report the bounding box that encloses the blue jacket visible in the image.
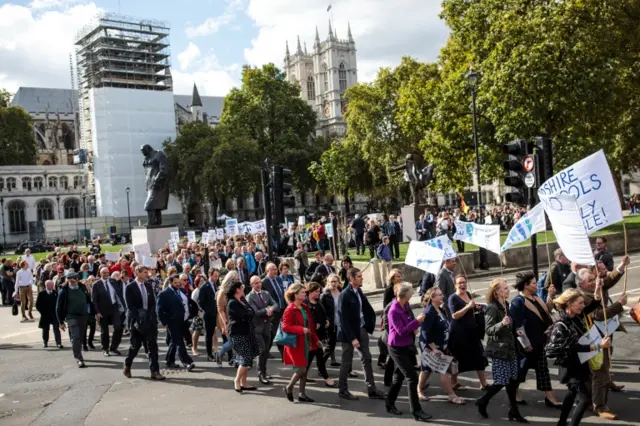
[419,304,450,350]
[377,243,393,262]
[243,253,256,274]
[156,286,186,326]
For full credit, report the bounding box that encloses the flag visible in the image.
[327,4,332,12]
[500,203,546,252]
[457,192,469,214]
[404,241,445,275]
[453,220,501,254]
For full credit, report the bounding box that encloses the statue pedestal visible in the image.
[401,205,422,242]
[132,225,178,254]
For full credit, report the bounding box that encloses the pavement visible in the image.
[1,256,640,425]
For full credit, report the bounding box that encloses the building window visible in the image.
[8,200,26,233]
[253,192,262,209]
[0,178,3,191]
[7,177,16,191]
[64,198,80,219]
[48,176,58,188]
[37,199,54,221]
[22,177,32,191]
[623,180,631,196]
[307,75,315,100]
[73,176,84,189]
[60,176,69,189]
[237,196,244,209]
[339,63,347,92]
[323,63,328,92]
[34,176,44,190]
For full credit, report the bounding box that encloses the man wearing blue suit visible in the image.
[156,274,195,371]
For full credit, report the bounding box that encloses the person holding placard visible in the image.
[475,279,528,423]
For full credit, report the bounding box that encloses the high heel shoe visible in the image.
[412,410,432,422]
[544,397,562,409]
[385,405,402,416]
[284,386,294,402]
[475,399,489,419]
[508,410,529,423]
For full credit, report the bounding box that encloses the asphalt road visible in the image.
[1,256,640,426]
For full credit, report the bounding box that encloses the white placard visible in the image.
[298,216,305,226]
[105,252,120,262]
[424,235,457,260]
[187,231,196,243]
[595,316,620,336]
[208,229,216,240]
[170,231,179,242]
[168,239,179,253]
[325,222,334,237]
[251,219,266,234]
[211,259,222,269]
[142,256,157,268]
[121,245,133,253]
[419,350,454,374]
[216,228,225,240]
[501,203,547,252]
[539,193,595,265]
[404,241,445,275]
[225,218,239,236]
[133,242,152,264]
[453,220,501,254]
[201,232,209,244]
[537,149,623,234]
[577,325,602,363]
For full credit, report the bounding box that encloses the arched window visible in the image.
[73,176,83,189]
[323,63,328,92]
[48,176,58,188]
[60,176,69,190]
[36,199,54,221]
[34,176,44,190]
[22,177,32,191]
[8,200,27,233]
[339,63,347,92]
[0,178,4,191]
[64,198,80,219]
[307,75,315,100]
[6,178,16,191]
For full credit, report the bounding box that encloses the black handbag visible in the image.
[11,301,18,316]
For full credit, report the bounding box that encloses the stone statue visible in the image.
[391,154,435,205]
[141,144,170,226]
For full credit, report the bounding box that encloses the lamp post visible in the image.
[0,197,5,246]
[56,194,61,242]
[466,67,489,269]
[81,191,87,243]
[125,186,132,232]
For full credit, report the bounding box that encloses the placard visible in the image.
[208,229,216,241]
[133,242,152,264]
[225,218,239,236]
[325,222,333,238]
[424,235,457,260]
[168,239,179,253]
[105,252,120,262]
[170,231,179,242]
[142,256,157,268]
[121,245,133,254]
[419,350,454,374]
[501,203,547,252]
[453,220,501,254]
[298,216,305,226]
[577,325,602,363]
[187,231,196,243]
[201,232,209,244]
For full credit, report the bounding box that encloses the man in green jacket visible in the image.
[56,271,90,368]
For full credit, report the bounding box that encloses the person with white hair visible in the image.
[35,279,63,349]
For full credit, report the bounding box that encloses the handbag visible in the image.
[630,303,640,323]
[273,323,297,347]
[11,302,18,316]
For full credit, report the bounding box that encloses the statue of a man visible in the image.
[391,154,436,205]
[141,144,170,226]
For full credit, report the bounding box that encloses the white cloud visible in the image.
[177,42,201,71]
[0,3,102,92]
[28,0,80,10]
[243,0,449,82]
[172,44,240,97]
[185,0,247,38]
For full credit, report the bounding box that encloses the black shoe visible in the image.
[298,394,315,403]
[77,360,86,368]
[347,371,358,378]
[368,389,385,400]
[186,363,195,372]
[103,351,110,357]
[516,399,527,405]
[264,373,272,379]
[110,349,122,356]
[43,342,48,348]
[284,387,294,402]
[412,410,432,422]
[377,362,387,369]
[216,354,223,366]
[476,399,489,419]
[330,362,341,367]
[508,410,529,423]
[386,405,402,415]
[241,385,257,391]
[544,398,562,409]
[259,375,271,385]
[338,391,359,400]
[57,344,64,349]
[207,355,215,362]
[306,378,316,383]
[166,362,179,369]
[83,345,89,351]
[88,342,95,350]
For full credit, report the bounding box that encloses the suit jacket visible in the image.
[237,267,250,290]
[254,260,267,277]
[36,290,58,328]
[92,278,125,317]
[156,286,186,326]
[246,289,278,334]
[436,267,455,303]
[198,281,218,319]
[262,276,286,311]
[337,284,375,343]
[125,280,157,332]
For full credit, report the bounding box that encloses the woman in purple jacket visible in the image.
[386,282,431,422]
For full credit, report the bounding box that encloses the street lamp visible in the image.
[56,194,61,242]
[81,191,87,243]
[466,66,489,269]
[0,197,5,247]
[125,186,132,232]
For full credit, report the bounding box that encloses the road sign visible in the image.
[524,172,536,188]
[523,155,535,172]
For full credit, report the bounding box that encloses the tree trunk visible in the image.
[612,170,626,211]
[210,197,219,227]
[343,188,351,215]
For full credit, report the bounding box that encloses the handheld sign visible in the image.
[187,231,196,243]
[142,256,157,268]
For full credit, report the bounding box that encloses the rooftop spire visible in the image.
[315,25,320,44]
[191,83,202,107]
[328,20,334,40]
[285,40,290,58]
[296,35,303,54]
[304,41,308,54]
[348,22,354,42]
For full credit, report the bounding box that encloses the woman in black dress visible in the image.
[306,281,336,387]
[447,274,488,391]
[226,281,260,393]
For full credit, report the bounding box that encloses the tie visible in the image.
[139,284,147,310]
[239,269,244,283]
[259,292,265,305]
[270,278,283,308]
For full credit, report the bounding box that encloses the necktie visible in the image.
[270,278,283,308]
[139,284,147,310]
[239,269,244,283]
[259,291,265,305]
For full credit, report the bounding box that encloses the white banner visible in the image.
[419,350,455,375]
[187,231,196,243]
[201,232,209,244]
[225,218,239,236]
[501,203,547,252]
[404,241,445,275]
[168,239,178,253]
[537,150,623,234]
[133,242,152,264]
[453,220,501,254]
[216,228,225,240]
[424,235,457,260]
[142,256,157,268]
[251,219,267,234]
[105,252,120,262]
[539,193,595,265]
[298,216,305,226]
[170,231,179,242]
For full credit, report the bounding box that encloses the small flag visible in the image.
[327,4,332,12]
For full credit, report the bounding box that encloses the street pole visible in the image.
[261,165,274,260]
[56,195,61,242]
[82,193,87,243]
[530,189,539,278]
[0,197,5,247]
[125,186,132,232]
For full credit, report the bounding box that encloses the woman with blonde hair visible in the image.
[320,273,341,366]
[216,271,239,366]
[546,288,610,426]
[475,278,527,422]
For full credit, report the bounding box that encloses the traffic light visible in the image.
[282,168,295,209]
[272,165,295,225]
[535,136,553,184]
[502,139,533,204]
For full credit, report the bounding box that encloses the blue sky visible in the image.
[0,0,449,96]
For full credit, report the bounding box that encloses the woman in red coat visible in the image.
[282,283,320,403]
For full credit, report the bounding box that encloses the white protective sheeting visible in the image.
[90,88,182,217]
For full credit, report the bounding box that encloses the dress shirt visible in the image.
[352,287,365,327]
[177,289,189,321]
[16,269,34,288]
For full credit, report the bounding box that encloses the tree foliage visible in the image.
[0,91,38,166]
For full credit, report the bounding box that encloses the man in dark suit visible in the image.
[157,274,195,370]
[36,279,62,348]
[254,251,267,277]
[92,266,125,357]
[236,257,251,294]
[436,258,457,313]
[262,262,286,357]
[351,214,366,255]
[337,267,384,401]
[198,267,218,362]
[247,275,278,384]
[123,265,165,380]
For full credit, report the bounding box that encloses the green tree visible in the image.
[219,64,317,190]
[0,92,38,165]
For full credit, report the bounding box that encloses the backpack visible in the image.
[536,272,548,300]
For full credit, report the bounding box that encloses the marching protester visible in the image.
[157,274,195,370]
[16,260,35,321]
[36,279,62,349]
[92,267,125,356]
[262,263,286,358]
[56,271,91,368]
[320,273,341,366]
[246,275,278,385]
[305,281,336,387]
[199,267,220,362]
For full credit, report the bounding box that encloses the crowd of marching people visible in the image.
[0,221,635,425]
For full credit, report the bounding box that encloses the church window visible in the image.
[339,63,347,93]
[22,177,32,191]
[323,63,328,92]
[8,200,26,233]
[36,199,54,221]
[0,178,4,191]
[7,178,16,191]
[34,177,43,190]
[48,176,58,188]
[307,76,316,100]
[60,176,69,190]
[64,198,80,219]
[73,176,84,189]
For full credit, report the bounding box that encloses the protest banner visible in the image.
[133,242,152,263]
[539,193,595,265]
[251,219,267,234]
[501,203,547,252]
[595,316,620,336]
[424,235,457,260]
[142,256,157,268]
[187,231,196,243]
[216,228,225,240]
[238,222,252,234]
[211,259,222,269]
[121,245,133,254]
[537,150,623,234]
[201,232,209,244]
[170,231,179,242]
[168,239,178,253]
[225,218,239,236]
[298,216,305,226]
[105,252,120,262]
[577,325,602,363]
[208,229,216,240]
[404,241,445,275]
[453,220,501,254]
[419,350,455,375]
